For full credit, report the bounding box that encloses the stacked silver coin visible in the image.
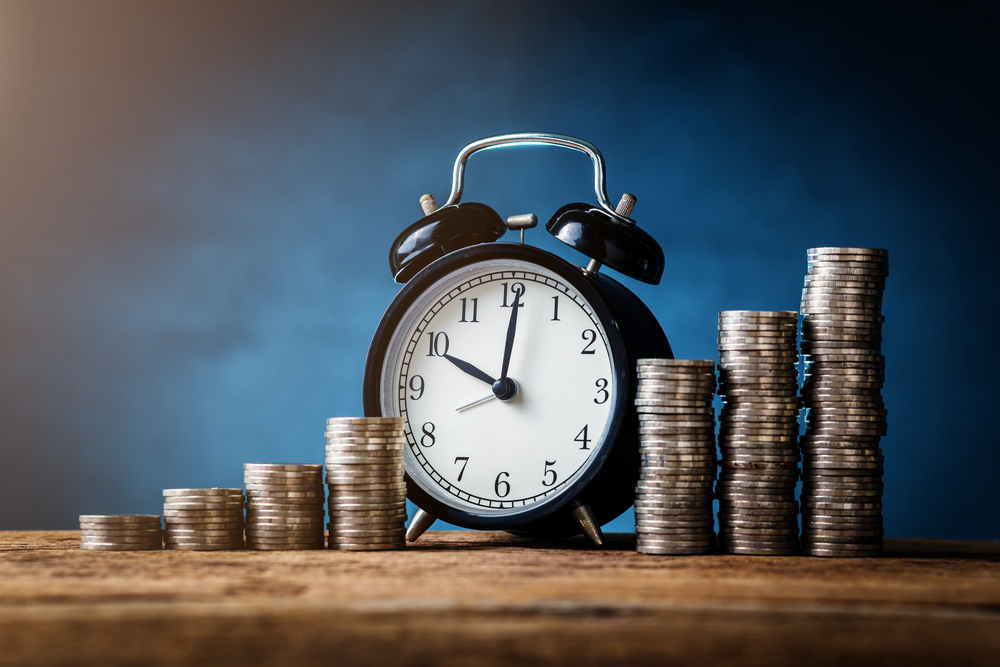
[799,247,888,558]
[325,417,407,551]
[716,310,801,556]
[162,488,245,550]
[79,515,162,551]
[244,463,325,550]
[634,359,717,555]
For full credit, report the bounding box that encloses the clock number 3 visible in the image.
[594,378,609,404]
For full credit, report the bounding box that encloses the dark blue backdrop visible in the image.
[0,0,996,539]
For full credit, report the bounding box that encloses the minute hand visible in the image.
[442,354,495,386]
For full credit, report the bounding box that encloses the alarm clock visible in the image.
[362,133,672,544]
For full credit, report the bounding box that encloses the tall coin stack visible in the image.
[244,463,325,550]
[79,515,162,551]
[325,417,407,551]
[634,359,717,555]
[162,488,245,550]
[799,247,888,558]
[716,310,801,556]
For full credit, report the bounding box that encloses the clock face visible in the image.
[376,255,619,517]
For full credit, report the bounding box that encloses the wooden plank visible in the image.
[0,531,997,666]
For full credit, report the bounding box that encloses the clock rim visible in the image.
[363,242,630,530]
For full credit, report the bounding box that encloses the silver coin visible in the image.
[80,542,163,551]
[162,502,245,512]
[164,528,244,537]
[245,489,325,498]
[164,536,243,546]
[80,535,163,545]
[327,416,404,425]
[242,477,325,488]
[163,510,244,519]
[719,310,797,319]
[79,514,162,524]
[633,537,715,549]
[637,358,715,368]
[163,517,244,527]
[718,525,798,536]
[244,463,323,472]
[80,528,163,537]
[164,543,244,551]
[804,528,883,539]
[242,468,324,478]
[324,455,406,465]
[162,489,242,497]
[636,545,712,555]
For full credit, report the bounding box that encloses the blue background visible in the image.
[1,1,997,539]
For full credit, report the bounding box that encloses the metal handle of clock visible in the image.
[442,132,635,227]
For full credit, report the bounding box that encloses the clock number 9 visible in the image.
[494,471,511,498]
[420,422,436,447]
[408,375,425,401]
[594,378,609,404]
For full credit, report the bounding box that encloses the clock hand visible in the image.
[494,290,521,401]
[442,353,495,386]
[455,394,497,412]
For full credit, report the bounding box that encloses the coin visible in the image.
[79,514,162,524]
[80,542,163,551]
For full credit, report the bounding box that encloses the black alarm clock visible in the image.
[363,133,672,545]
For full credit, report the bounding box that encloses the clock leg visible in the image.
[405,508,437,542]
[569,500,605,547]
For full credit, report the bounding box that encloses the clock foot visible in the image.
[406,508,437,542]
[570,500,605,547]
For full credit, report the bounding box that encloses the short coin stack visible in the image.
[79,515,162,551]
[716,310,801,556]
[162,488,245,550]
[244,463,325,550]
[325,417,407,551]
[799,247,888,558]
[634,359,717,555]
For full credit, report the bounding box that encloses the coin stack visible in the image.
[79,515,162,551]
[244,463,325,550]
[162,488,245,550]
[799,247,888,558]
[634,359,717,555]
[325,417,407,551]
[716,310,801,556]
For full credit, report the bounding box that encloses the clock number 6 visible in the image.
[494,472,511,498]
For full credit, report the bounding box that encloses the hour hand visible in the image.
[442,354,495,386]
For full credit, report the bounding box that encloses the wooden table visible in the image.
[0,531,996,666]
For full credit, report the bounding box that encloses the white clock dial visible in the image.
[378,258,617,515]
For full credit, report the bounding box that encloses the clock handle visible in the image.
[442,132,633,228]
[405,508,437,543]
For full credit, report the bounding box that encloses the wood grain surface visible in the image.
[0,531,997,666]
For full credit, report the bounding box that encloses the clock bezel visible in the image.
[363,242,630,530]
